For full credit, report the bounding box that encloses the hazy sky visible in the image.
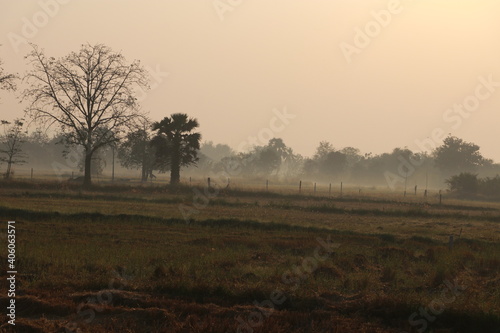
[1,0,499,160]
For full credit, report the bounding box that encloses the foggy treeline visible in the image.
[2,43,499,198]
[8,128,500,192]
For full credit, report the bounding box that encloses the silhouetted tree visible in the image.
[480,176,500,198]
[304,141,348,181]
[226,138,301,178]
[0,119,27,179]
[200,141,234,162]
[314,141,334,160]
[23,43,149,187]
[267,138,292,158]
[256,147,281,176]
[119,119,157,181]
[266,138,302,178]
[322,151,347,178]
[341,147,363,167]
[434,136,485,176]
[151,114,201,185]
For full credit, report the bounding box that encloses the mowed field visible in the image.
[0,180,499,332]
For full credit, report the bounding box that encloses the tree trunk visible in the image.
[141,165,148,182]
[141,151,148,182]
[170,150,180,185]
[5,152,15,179]
[169,139,181,185]
[5,161,12,179]
[84,151,92,187]
[170,164,180,185]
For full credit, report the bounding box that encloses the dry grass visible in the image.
[0,180,499,332]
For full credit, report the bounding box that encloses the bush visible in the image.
[446,172,479,195]
[446,173,500,199]
[480,176,500,198]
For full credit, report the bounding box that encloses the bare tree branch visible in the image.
[23,43,150,186]
[0,47,17,95]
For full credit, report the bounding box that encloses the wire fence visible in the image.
[6,167,447,203]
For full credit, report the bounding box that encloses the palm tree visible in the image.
[151,113,201,185]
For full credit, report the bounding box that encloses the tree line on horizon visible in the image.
[1,43,500,197]
[2,120,500,193]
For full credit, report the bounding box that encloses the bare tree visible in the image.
[23,43,149,186]
[0,48,17,97]
[0,64,16,93]
[0,119,27,179]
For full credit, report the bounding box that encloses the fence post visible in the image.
[340,182,343,197]
[31,168,33,181]
[329,183,332,197]
[299,180,302,194]
[208,177,211,188]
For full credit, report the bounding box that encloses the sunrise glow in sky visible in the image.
[1,1,499,159]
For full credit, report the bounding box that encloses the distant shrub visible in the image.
[480,175,500,198]
[446,173,500,199]
[446,172,479,195]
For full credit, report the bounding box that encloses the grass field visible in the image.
[0,180,499,332]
